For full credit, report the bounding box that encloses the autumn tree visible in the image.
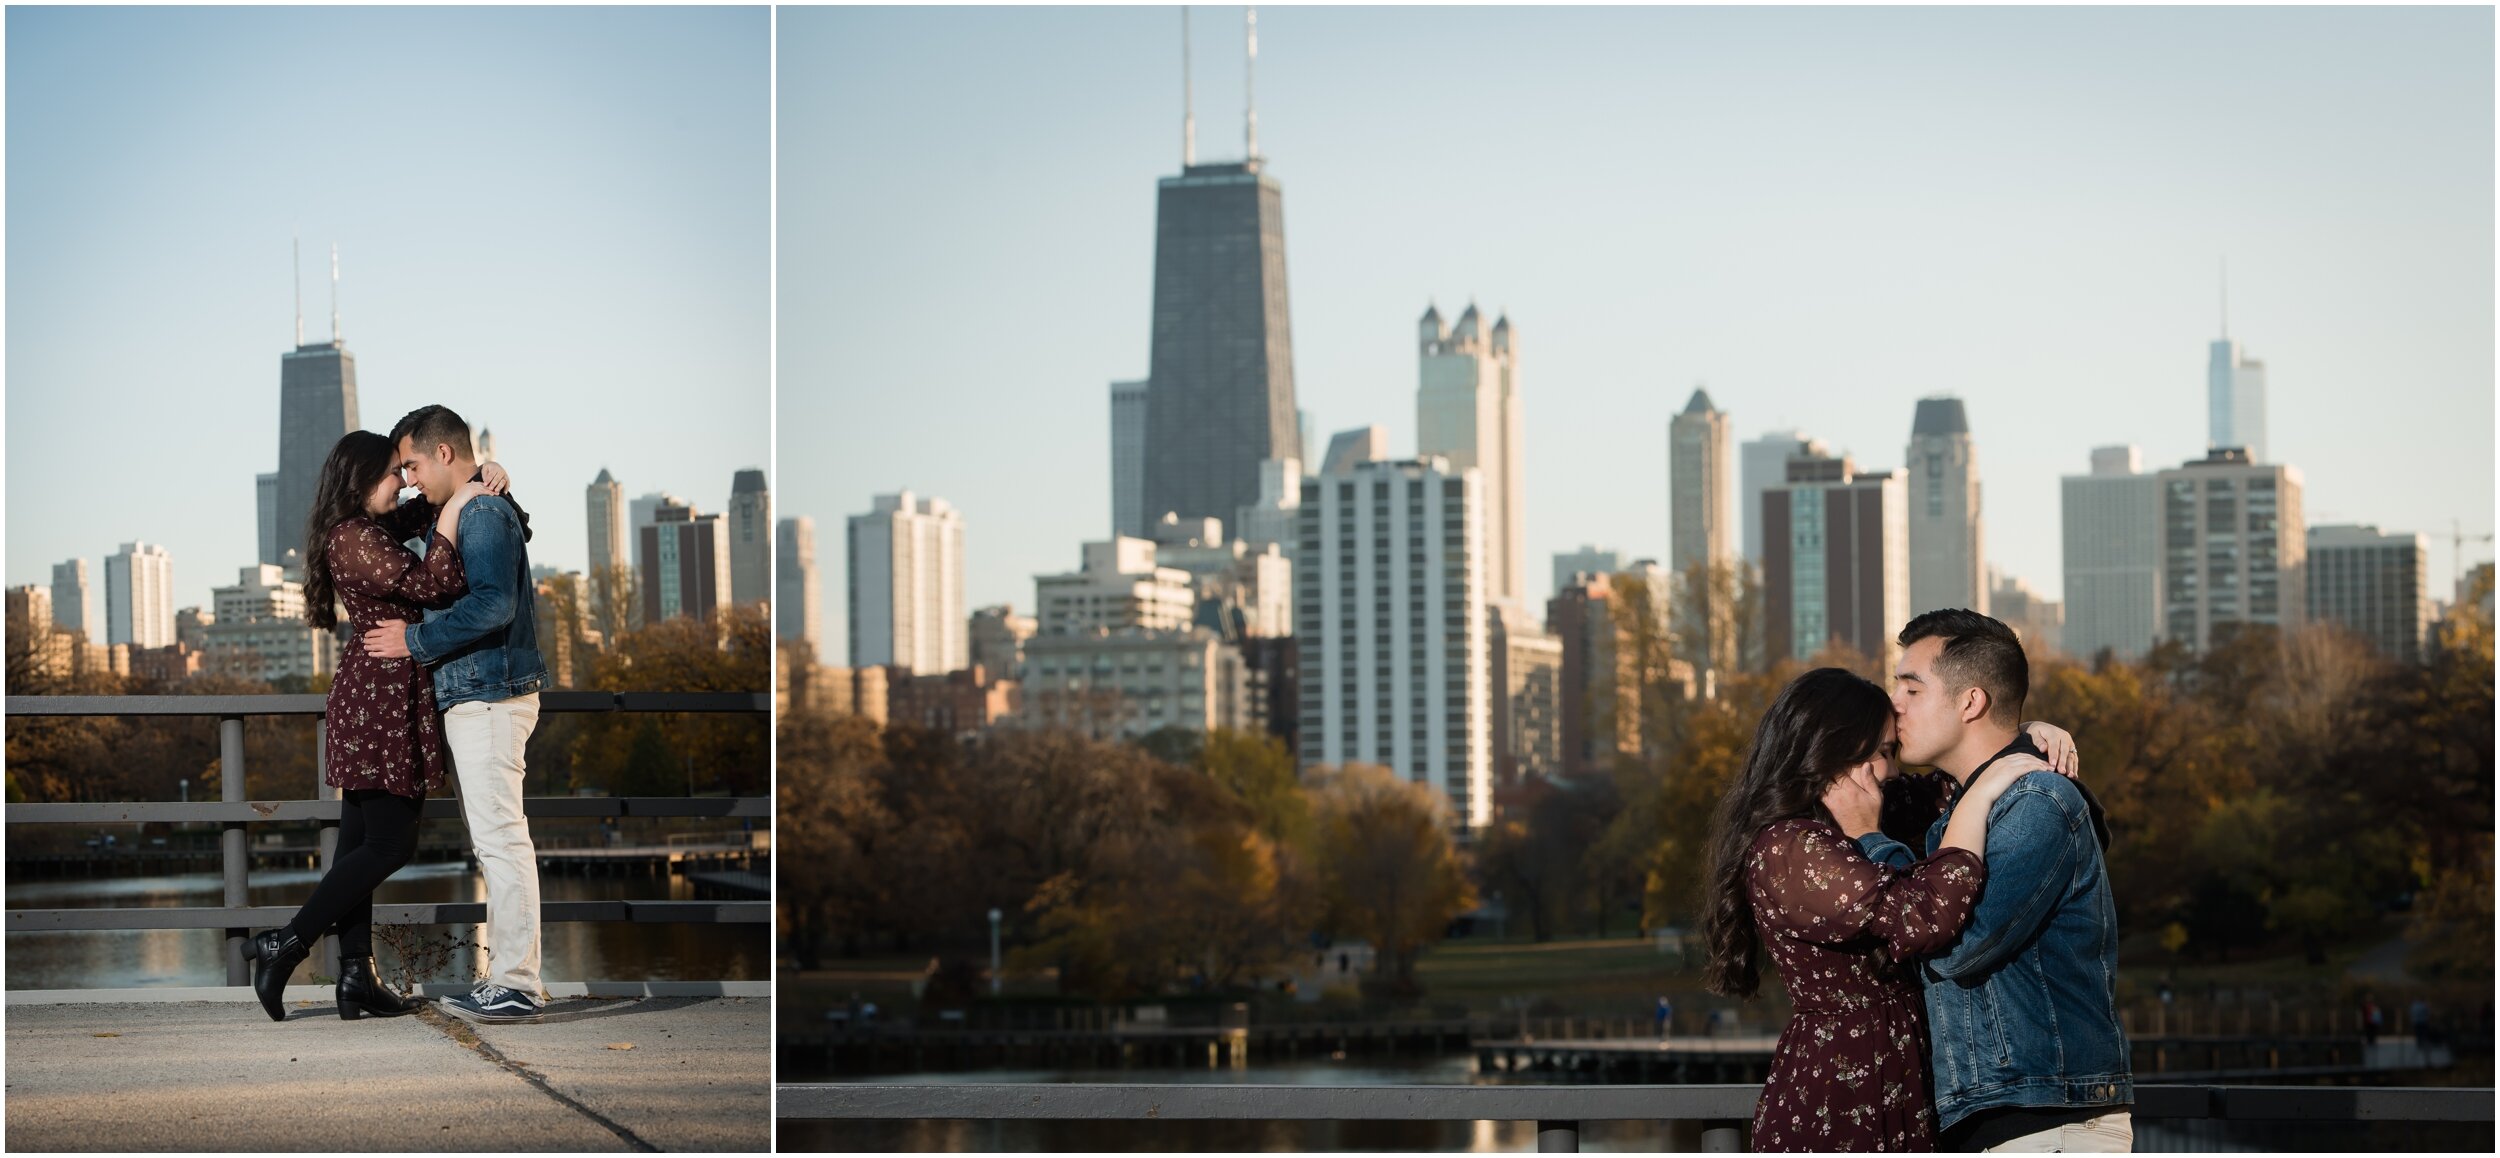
[1308,763,1474,997]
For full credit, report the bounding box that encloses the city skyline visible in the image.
[6,7,770,608]
[780,6,2492,666]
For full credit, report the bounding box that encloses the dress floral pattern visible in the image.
[1746,818,1986,1152]
[322,516,465,796]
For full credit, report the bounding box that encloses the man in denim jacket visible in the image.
[1858,609,2133,1151]
[366,405,552,1025]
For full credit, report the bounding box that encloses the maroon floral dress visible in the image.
[1746,818,1986,1152]
[322,516,465,797]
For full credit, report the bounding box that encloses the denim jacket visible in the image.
[1858,758,2132,1131]
[403,493,547,708]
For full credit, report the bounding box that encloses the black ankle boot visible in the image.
[243,928,309,1022]
[336,955,420,1020]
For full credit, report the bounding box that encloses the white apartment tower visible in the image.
[1669,388,1733,578]
[2061,446,2165,662]
[1034,537,1199,638]
[776,516,822,661]
[1907,397,1987,615]
[105,542,175,649]
[846,490,966,673]
[2157,449,2304,652]
[1416,303,1524,611]
[1294,456,1493,830]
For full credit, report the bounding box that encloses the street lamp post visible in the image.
[988,908,1003,996]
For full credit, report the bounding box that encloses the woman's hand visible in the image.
[1969,753,2054,811]
[478,462,511,495]
[2023,720,2080,781]
[1820,765,1886,839]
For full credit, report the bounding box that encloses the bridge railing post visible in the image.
[219,715,248,987]
[315,717,341,981]
[1535,1120,1579,1152]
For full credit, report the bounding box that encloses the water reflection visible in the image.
[7,862,763,989]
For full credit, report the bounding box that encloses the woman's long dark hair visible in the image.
[1700,666,1896,998]
[302,431,399,631]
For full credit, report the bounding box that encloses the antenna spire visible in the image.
[1244,6,1258,160]
[329,243,341,344]
[1182,7,1195,166]
[293,236,303,347]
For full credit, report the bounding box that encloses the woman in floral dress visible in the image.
[1697,668,2063,1151]
[243,430,501,1022]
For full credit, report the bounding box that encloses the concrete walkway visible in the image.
[5,995,769,1152]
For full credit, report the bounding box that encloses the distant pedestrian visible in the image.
[2361,996,2383,1045]
[1655,995,1673,1039]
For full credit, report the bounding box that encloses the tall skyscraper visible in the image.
[1761,451,1910,669]
[586,469,627,577]
[1669,388,1733,578]
[846,490,966,673]
[1294,456,1491,829]
[1741,430,1827,567]
[1417,303,1524,607]
[776,516,822,662]
[268,245,359,566]
[1907,397,1986,615]
[2208,302,2269,462]
[1139,151,1300,530]
[49,558,99,641]
[1110,379,1149,537]
[2157,448,2305,652]
[727,469,771,606]
[105,541,175,649]
[2061,446,2165,662]
[2307,524,2428,664]
[638,502,731,624]
[630,491,686,576]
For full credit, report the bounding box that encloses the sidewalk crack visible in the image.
[422,1005,660,1152]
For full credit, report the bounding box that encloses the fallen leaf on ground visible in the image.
[91,1032,120,1038]
[605,1042,636,1050]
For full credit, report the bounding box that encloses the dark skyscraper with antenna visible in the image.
[1140,6,1300,532]
[268,241,360,566]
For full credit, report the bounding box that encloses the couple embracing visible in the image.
[1706,609,2134,1152]
[244,405,551,1027]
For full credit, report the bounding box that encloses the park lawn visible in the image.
[1411,935,1748,1019]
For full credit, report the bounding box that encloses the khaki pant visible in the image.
[445,693,542,995]
[1981,1109,2134,1153]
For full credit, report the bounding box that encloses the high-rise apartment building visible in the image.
[1034,537,1199,638]
[1110,379,1149,537]
[727,469,771,606]
[1761,451,1910,670]
[586,468,627,577]
[1741,430,1828,567]
[2061,445,2165,662]
[2307,524,2428,664]
[1670,388,1736,674]
[1141,157,1301,532]
[776,516,822,661]
[1907,397,1986,615]
[637,501,731,624]
[1294,457,1491,828]
[629,492,687,576]
[50,558,99,642]
[1551,546,1621,598]
[2157,449,2305,652]
[105,542,175,648]
[968,604,1038,680]
[2209,336,2269,463]
[1417,303,1524,608]
[1489,606,1563,786]
[202,564,333,682]
[1021,627,1249,740]
[847,490,966,673]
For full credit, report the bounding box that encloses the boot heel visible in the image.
[338,1002,367,1021]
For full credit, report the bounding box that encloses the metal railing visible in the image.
[775,1082,2496,1152]
[5,692,769,986]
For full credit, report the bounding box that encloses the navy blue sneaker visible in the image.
[441,983,544,1024]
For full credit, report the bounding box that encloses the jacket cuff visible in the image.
[404,621,435,664]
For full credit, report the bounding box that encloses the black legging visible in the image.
[284,789,426,958]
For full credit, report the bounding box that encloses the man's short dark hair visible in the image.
[389,405,471,460]
[1899,608,2028,725]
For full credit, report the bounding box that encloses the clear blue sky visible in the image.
[7,6,769,609]
[780,5,2494,665]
